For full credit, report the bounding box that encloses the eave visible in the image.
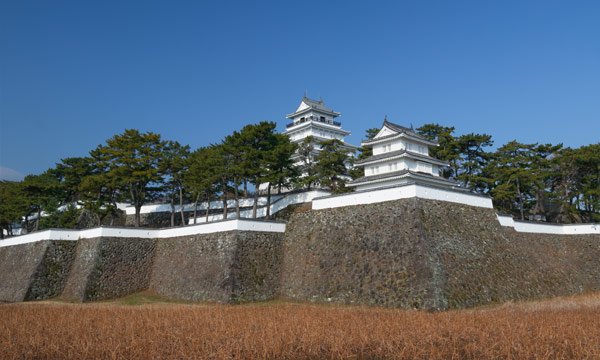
[286,107,341,119]
[354,150,448,167]
[347,170,458,188]
[284,120,351,136]
[362,132,438,147]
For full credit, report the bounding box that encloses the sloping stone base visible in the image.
[149,231,283,303]
[280,198,600,310]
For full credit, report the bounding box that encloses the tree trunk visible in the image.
[243,179,248,198]
[179,187,185,226]
[234,181,240,219]
[170,196,175,227]
[205,194,211,223]
[516,178,524,221]
[266,183,272,220]
[252,178,259,219]
[135,205,142,227]
[193,193,199,224]
[35,209,41,231]
[222,185,228,220]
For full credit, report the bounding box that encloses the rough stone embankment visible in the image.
[61,237,156,302]
[0,240,75,302]
[149,231,283,303]
[1,198,599,309]
[280,198,600,310]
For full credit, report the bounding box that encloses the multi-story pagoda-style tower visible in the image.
[347,119,459,192]
[284,96,357,161]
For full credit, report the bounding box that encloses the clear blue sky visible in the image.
[1,0,599,180]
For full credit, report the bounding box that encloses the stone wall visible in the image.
[280,198,600,310]
[0,240,75,302]
[280,198,436,308]
[25,241,76,301]
[149,231,283,303]
[419,203,600,309]
[1,198,599,309]
[61,237,155,302]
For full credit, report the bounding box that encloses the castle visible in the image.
[0,97,598,309]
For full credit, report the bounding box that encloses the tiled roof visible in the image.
[355,149,407,165]
[354,149,448,166]
[348,169,411,184]
[383,120,429,141]
[301,96,334,113]
[348,170,458,186]
[363,120,433,145]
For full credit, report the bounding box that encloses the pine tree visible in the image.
[91,129,165,227]
[314,139,353,193]
[184,146,221,224]
[160,141,191,227]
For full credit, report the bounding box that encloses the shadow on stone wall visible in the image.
[149,231,283,303]
[61,237,155,302]
[0,241,75,302]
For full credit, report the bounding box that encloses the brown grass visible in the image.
[2,292,600,359]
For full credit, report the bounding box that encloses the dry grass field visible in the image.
[2,292,600,359]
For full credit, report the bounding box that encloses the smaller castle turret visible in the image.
[347,119,458,192]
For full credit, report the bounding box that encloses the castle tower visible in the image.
[284,96,357,161]
[347,119,458,192]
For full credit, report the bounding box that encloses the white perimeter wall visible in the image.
[312,184,493,210]
[188,190,330,224]
[4,188,598,248]
[496,215,600,235]
[126,195,285,215]
[0,219,286,248]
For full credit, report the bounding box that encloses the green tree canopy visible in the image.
[455,133,493,191]
[184,146,223,223]
[91,129,165,227]
[295,136,318,190]
[0,181,29,238]
[160,141,191,226]
[314,139,353,193]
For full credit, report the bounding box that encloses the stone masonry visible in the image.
[0,198,599,309]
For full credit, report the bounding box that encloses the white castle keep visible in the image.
[283,96,357,163]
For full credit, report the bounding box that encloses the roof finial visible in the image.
[410,123,414,130]
[384,115,388,122]
[304,89,307,98]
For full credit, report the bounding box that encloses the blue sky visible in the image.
[1,0,599,180]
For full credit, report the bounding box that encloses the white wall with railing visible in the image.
[125,195,285,215]
[496,215,599,235]
[187,190,330,224]
[0,219,286,248]
[4,187,598,248]
[312,184,494,210]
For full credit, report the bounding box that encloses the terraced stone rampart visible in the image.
[280,198,600,309]
[149,231,283,303]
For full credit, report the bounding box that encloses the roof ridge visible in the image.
[302,95,324,105]
[382,119,430,141]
